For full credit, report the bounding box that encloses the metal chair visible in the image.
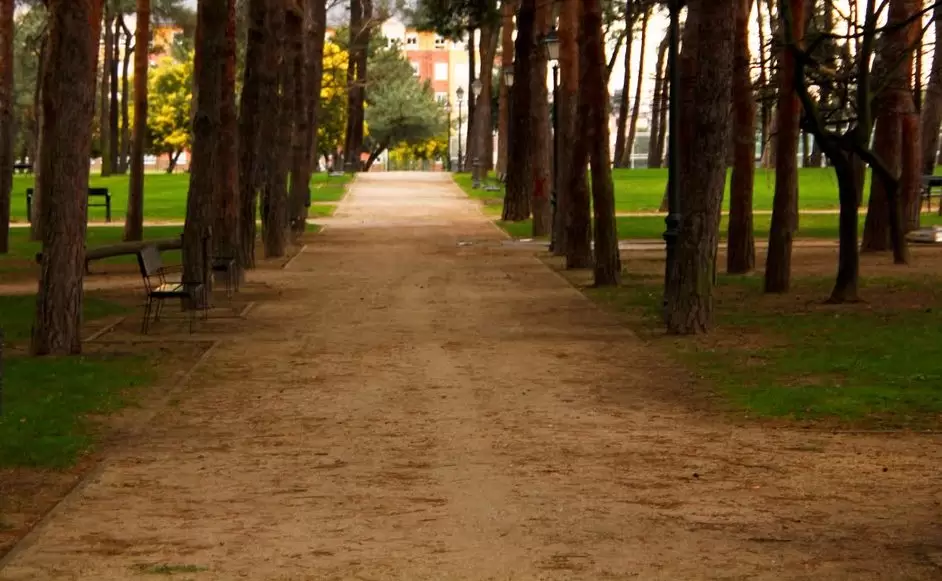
[136,245,206,334]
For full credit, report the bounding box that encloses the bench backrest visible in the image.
[137,245,164,282]
[25,188,109,197]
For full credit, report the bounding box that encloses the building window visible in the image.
[405,34,418,47]
[410,61,420,76]
[434,62,449,81]
[434,36,446,49]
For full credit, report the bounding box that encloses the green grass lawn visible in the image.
[0,295,152,468]
[9,172,353,223]
[587,271,942,427]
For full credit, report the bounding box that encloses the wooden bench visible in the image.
[26,187,112,223]
[12,162,32,174]
[136,244,206,334]
[35,236,183,273]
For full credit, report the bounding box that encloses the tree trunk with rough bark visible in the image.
[100,5,113,177]
[261,0,288,257]
[125,0,149,242]
[215,0,240,278]
[288,3,309,239]
[530,0,552,237]
[728,0,756,274]
[0,0,12,254]
[109,16,120,176]
[647,32,668,169]
[29,33,47,242]
[119,21,132,174]
[237,0,266,270]
[622,7,649,169]
[665,0,735,334]
[496,0,515,177]
[306,0,327,173]
[612,2,634,168]
[920,3,942,174]
[465,30,476,171]
[472,24,498,188]
[583,0,620,286]
[764,0,804,294]
[183,0,225,305]
[502,0,534,222]
[32,0,103,356]
[343,0,368,171]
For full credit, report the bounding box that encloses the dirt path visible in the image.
[2,172,941,580]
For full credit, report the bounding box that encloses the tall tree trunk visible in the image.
[215,0,240,276]
[32,0,103,356]
[623,7,649,168]
[29,34,47,242]
[654,42,670,168]
[109,15,120,175]
[502,0,534,222]
[306,0,327,173]
[728,0,756,274]
[530,0,552,237]
[560,0,590,267]
[0,0,12,254]
[125,0,149,242]
[465,29,476,171]
[183,0,225,305]
[472,24,498,187]
[665,0,735,333]
[343,0,364,171]
[352,0,370,169]
[862,0,917,258]
[287,4,309,239]
[919,3,942,174]
[119,24,132,175]
[764,0,805,294]
[496,0,515,177]
[646,32,668,169]
[261,0,288,256]
[808,0,832,169]
[100,6,113,177]
[584,0,620,286]
[237,0,267,270]
[756,0,769,161]
[612,1,634,168]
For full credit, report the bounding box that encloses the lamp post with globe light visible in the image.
[542,26,560,251]
[444,102,452,171]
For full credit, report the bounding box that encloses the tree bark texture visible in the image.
[646,32,668,169]
[261,0,288,257]
[764,0,804,293]
[109,16,120,176]
[465,30,476,170]
[343,0,369,171]
[919,3,942,174]
[583,0,620,286]
[502,0,534,222]
[0,0,12,254]
[125,0,149,242]
[237,0,266,270]
[29,34,47,242]
[728,0,756,274]
[183,0,225,303]
[665,0,735,334]
[612,2,634,169]
[215,0,241,276]
[529,0,552,237]
[496,0,515,177]
[288,3,310,238]
[119,20,132,174]
[472,23,498,185]
[100,5,113,177]
[622,7,649,169]
[306,0,327,173]
[31,0,103,356]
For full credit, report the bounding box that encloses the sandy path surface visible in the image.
[2,172,941,580]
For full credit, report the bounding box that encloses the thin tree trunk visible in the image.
[237,0,267,270]
[757,0,768,161]
[109,15,120,175]
[584,0,620,286]
[261,0,288,257]
[473,23,498,188]
[29,34,47,242]
[647,32,668,169]
[728,0,756,274]
[919,3,942,174]
[183,0,225,305]
[118,20,132,175]
[530,0,552,237]
[623,7,649,168]
[764,0,805,294]
[100,6,113,177]
[215,0,240,277]
[0,0,12,254]
[503,0,534,222]
[654,45,669,168]
[665,0,735,333]
[343,0,364,171]
[306,0,327,174]
[466,29,476,170]
[496,0,515,177]
[125,0,149,242]
[612,1,634,168]
[287,4,309,239]
[32,0,104,356]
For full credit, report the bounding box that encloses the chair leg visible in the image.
[154,299,165,322]
[142,298,153,334]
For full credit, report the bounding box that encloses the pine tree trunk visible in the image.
[261,0,288,257]
[655,62,669,167]
[118,22,132,175]
[583,0,620,286]
[183,0,225,305]
[472,24,498,187]
[237,0,267,270]
[756,0,769,163]
[646,33,668,169]
[764,0,804,293]
[215,0,241,277]
[343,0,364,171]
[99,6,113,177]
[611,2,633,169]
[623,8,649,168]
[306,0,327,173]
[125,0,149,242]
[32,0,103,356]
[530,0,552,237]
[29,34,47,242]
[465,30,476,170]
[287,4,310,239]
[496,0,515,177]
[828,152,861,303]
[560,0,590,268]
[502,0,534,222]
[0,0,12,254]
[919,3,942,174]
[665,0,735,334]
[109,16,120,175]
[728,0,756,274]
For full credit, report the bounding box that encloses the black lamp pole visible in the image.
[663,0,682,317]
[456,86,465,172]
[445,104,452,171]
[550,64,559,252]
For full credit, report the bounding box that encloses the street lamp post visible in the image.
[543,26,561,252]
[456,86,465,172]
[471,79,483,188]
[444,102,452,172]
[663,0,682,319]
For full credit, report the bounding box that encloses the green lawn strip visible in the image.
[308,204,337,218]
[0,294,127,343]
[587,271,942,426]
[10,173,352,222]
[3,226,184,268]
